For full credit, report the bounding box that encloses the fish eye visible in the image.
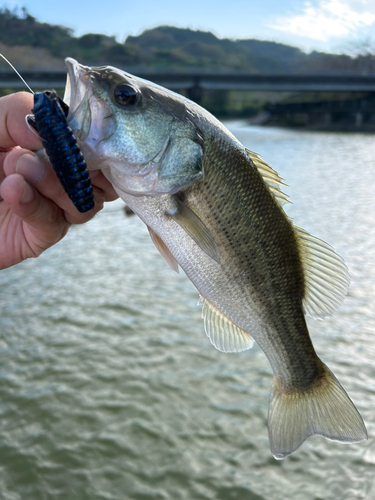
[113,84,139,107]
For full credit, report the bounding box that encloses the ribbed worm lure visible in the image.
[27,91,95,213]
[0,52,94,213]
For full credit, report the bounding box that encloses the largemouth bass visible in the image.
[62,58,367,459]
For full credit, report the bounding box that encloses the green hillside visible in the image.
[0,7,374,74]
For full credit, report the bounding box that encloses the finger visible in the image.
[90,170,119,202]
[0,155,7,184]
[3,149,109,224]
[0,173,70,250]
[3,149,72,215]
[4,149,119,205]
[4,148,70,205]
[0,92,42,152]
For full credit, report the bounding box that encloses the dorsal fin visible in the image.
[246,149,290,207]
[247,148,349,320]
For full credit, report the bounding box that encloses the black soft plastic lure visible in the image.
[27,91,95,213]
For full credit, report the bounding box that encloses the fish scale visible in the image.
[182,137,318,384]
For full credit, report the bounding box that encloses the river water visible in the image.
[0,123,374,500]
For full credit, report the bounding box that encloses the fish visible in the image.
[62,57,367,459]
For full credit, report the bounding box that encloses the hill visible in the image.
[0,7,374,74]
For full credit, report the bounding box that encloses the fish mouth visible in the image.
[63,57,116,154]
[64,57,93,141]
[64,57,89,110]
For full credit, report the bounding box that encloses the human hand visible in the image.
[0,92,118,270]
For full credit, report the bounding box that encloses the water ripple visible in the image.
[0,125,374,499]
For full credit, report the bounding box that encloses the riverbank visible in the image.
[249,110,375,131]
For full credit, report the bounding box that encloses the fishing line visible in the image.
[0,53,34,94]
[0,53,43,139]
[0,53,37,136]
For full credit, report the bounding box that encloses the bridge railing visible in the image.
[1,70,375,92]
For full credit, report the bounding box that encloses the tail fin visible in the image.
[268,363,367,459]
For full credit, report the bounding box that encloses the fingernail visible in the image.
[21,181,34,204]
[16,153,45,184]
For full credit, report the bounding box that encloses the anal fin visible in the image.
[201,298,254,352]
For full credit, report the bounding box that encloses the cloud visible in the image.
[268,0,375,42]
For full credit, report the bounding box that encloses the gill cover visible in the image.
[104,128,203,196]
[64,58,204,196]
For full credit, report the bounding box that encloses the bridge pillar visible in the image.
[187,76,203,103]
[323,112,332,126]
[355,112,364,128]
[187,84,203,104]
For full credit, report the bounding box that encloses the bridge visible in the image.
[1,69,374,129]
[1,69,375,94]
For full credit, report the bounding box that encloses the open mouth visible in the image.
[63,58,118,151]
[64,58,90,111]
[63,58,93,140]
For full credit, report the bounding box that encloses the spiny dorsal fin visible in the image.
[246,149,290,207]
[166,198,220,264]
[201,298,254,352]
[147,226,179,273]
[294,226,350,319]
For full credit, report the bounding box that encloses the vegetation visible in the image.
[0,7,374,73]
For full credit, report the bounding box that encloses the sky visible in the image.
[5,0,375,54]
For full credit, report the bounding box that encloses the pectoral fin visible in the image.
[166,198,220,264]
[147,226,179,273]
